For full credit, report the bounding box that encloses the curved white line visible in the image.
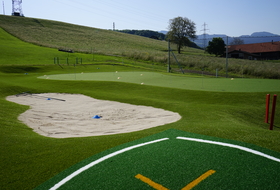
[49,138,169,190]
[177,137,280,163]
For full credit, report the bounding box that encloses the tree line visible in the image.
[116,30,165,40]
[117,16,235,55]
[116,28,201,49]
[166,16,241,56]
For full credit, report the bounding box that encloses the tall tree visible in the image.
[166,17,196,54]
[206,37,226,57]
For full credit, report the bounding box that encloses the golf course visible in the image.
[1,15,280,189]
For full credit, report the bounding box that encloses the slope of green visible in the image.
[1,15,279,79]
[0,15,172,57]
[0,26,165,71]
[0,27,69,65]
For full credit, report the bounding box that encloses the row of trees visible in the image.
[116,30,166,40]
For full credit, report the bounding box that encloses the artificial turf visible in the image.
[35,129,280,190]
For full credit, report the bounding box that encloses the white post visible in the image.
[168,40,171,73]
[2,1,5,15]
[226,36,228,78]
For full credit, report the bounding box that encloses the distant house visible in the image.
[227,41,280,60]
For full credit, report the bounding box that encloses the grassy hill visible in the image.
[1,15,279,78]
[0,15,171,63]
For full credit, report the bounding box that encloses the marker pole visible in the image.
[265,94,270,123]
[269,95,277,130]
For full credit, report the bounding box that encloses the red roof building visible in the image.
[227,41,280,60]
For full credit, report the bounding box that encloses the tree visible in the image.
[230,37,244,45]
[206,37,226,57]
[166,17,196,54]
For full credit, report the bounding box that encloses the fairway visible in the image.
[39,71,280,92]
[35,129,280,190]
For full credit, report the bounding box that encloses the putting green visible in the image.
[39,71,280,92]
[35,129,280,190]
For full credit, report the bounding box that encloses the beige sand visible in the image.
[6,93,181,138]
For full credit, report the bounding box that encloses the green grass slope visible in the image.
[1,15,280,78]
[0,15,170,60]
[0,16,280,189]
[0,25,158,71]
[2,15,280,79]
[0,27,69,65]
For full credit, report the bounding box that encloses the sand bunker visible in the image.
[6,93,181,138]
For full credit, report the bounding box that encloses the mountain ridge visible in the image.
[159,30,280,47]
[195,31,280,47]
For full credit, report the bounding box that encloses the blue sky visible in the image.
[1,0,279,36]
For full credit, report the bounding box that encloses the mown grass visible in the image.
[0,16,280,190]
[1,67,280,190]
[42,71,280,92]
[1,15,280,78]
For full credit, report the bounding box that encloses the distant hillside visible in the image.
[116,30,201,49]
[158,30,202,49]
[116,30,165,40]
[158,30,168,35]
[194,32,280,48]
[160,30,280,48]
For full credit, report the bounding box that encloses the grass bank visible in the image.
[1,15,280,78]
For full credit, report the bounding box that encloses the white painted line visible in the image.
[177,137,280,163]
[49,138,169,190]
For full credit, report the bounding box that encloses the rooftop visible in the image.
[228,41,280,53]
